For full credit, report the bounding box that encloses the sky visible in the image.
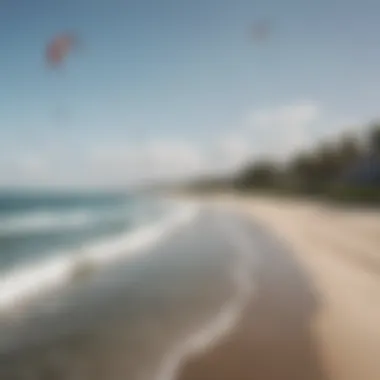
[1,0,380,189]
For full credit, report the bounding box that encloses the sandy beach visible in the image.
[1,195,380,380]
[176,194,380,380]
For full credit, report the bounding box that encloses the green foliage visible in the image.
[327,185,380,204]
[337,133,362,166]
[368,122,380,154]
[180,122,379,205]
[235,160,280,190]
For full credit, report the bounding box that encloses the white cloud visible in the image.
[0,137,247,188]
[0,152,51,187]
[246,101,321,158]
[2,100,357,189]
[87,139,204,185]
[212,134,252,172]
[249,101,319,128]
[9,153,46,176]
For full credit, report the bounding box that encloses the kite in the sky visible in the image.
[44,32,81,127]
[45,32,79,68]
[251,21,271,42]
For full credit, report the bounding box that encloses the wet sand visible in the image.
[177,213,328,380]
[177,195,380,380]
[2,197,379,380]
[0,210,239,380]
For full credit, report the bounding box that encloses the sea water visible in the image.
[0,194,253,380]
[0,191,184,310]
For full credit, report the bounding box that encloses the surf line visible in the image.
[154,213,257,380]
[0,203,200,314]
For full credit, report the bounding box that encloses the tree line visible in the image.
[187,123,380,203]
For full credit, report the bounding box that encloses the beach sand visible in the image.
[176,195,380,380]
[1,196,380,380]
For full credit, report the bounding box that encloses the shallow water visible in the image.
[0,192,162,272]
[0,192,182,311]
[0,209,249,380]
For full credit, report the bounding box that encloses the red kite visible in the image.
[45,33,78,68]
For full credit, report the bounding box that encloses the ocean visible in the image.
[0,193,253,380]
[0,192,197,310]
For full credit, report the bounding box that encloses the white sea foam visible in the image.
[0,209,114,237]
[155,215,255,380]
[0,202,200,313]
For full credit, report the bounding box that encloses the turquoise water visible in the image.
[0,191,169,276]
[0,207,241,380]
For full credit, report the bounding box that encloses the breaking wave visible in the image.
[0,201,199,312]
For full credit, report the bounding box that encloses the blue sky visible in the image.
[1,0,380,188]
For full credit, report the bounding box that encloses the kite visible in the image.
[45,32,79,68]
[44,32,81,128]
[251,21,271,42]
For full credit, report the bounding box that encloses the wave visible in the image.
[0,202,200,313]
[0,197,177,237]
[155,215,255,380]
[0,209,122,237]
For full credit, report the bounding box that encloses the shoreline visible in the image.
[174,194,380,380]
[155,216,255,380]
[0,205,245,379]
[2,195,379,379]
[176,200,328,380]
[0,201,198,314]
